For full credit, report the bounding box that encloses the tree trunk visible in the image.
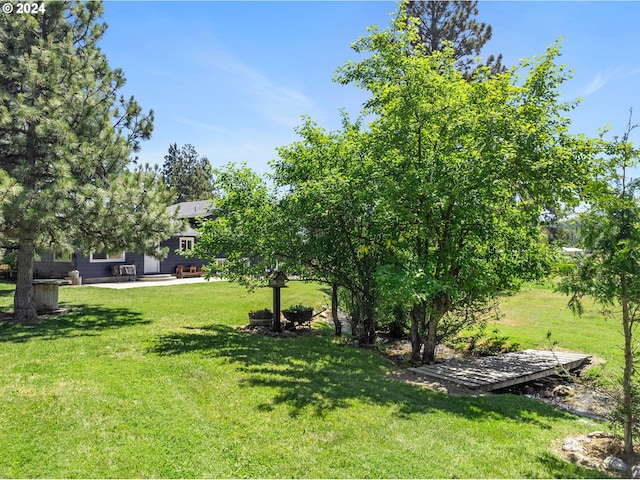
[621,291,634,456]
[410,302,425,364]
[14,236,37,323]
[421,293,451,364]
[355,291,376,345]
[422,314,440,364]
[362,315,376,345]
[331,283,341,336]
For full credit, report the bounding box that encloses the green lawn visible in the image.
[0,280,610,478]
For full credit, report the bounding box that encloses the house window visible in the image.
[179,237,195,251]
[53,251,72,262]
[90,251,126,263]
[215,258,227,268]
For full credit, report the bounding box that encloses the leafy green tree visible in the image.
[559,113,640,455]
[336,11,597,363]
[554,215,584,247]
[403,0,504,76]
[273,116,389,343]
[0,1,180,322]
[193,118,388,342]
[191,163,278,288]
[162,143,213,203]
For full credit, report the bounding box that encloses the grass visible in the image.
[0,280,612,478]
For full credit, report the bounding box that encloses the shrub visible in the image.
[448,327,520,356]
[283,304,313,313]
[248,308,273,319]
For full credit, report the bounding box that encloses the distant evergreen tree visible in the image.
[162,144,213,203]
[404,0,504,76]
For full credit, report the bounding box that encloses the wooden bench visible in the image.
[175,265,204,278]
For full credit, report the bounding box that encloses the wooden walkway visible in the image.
[407,350,591,391]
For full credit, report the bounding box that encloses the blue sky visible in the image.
[100,1,640,175]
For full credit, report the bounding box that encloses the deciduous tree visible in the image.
[0,1,180,322]
[273,116,388,343]
[336,11,596,363]
[559,113,640,455]
[190,163,277,289]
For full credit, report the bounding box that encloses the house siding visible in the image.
[75,253,145,284]
[33,201,218,283]
[34,246,213,283]
[159,237,208,275]
[33,253,72,279]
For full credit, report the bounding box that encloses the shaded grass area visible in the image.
[0,305,149,343]
[0,281,609,478]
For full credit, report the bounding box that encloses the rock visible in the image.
[587,431,610,438]
[603,455,628,473]
[577,418,596,426]
[631,464,640,478]
[567,452,600,470]
[553,385,576,397]
[566,452,587,463]
[563,438,587,452]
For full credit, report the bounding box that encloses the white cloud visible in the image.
[581,66,640,97]
[193,48,321,129]
[175,117,234,136]
[581,70,610,96]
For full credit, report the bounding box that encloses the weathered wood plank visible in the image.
[406,368,485,387]
[407,349,591,391]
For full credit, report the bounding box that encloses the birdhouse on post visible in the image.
[269,269,288,332]
[269,270,288,288]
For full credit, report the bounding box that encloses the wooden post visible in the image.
[272,286,282,333]
[269,269,288,333]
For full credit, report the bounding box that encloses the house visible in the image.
[33,200,222,284]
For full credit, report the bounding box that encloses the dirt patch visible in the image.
[387,369,479,396]
[238,320,324,338]
[556,432,640,477]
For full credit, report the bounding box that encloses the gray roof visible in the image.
[167,200,214,219]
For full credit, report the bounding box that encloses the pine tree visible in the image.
[404,0,504,76]
[0,1,180,322]
[162,143,213,203]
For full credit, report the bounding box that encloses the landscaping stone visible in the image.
[326,310,352,335]
[562,438,587,452]
[567,452,600,470]
[558,432,640,478]
[552,385,575,397]
[604,456,628,473]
